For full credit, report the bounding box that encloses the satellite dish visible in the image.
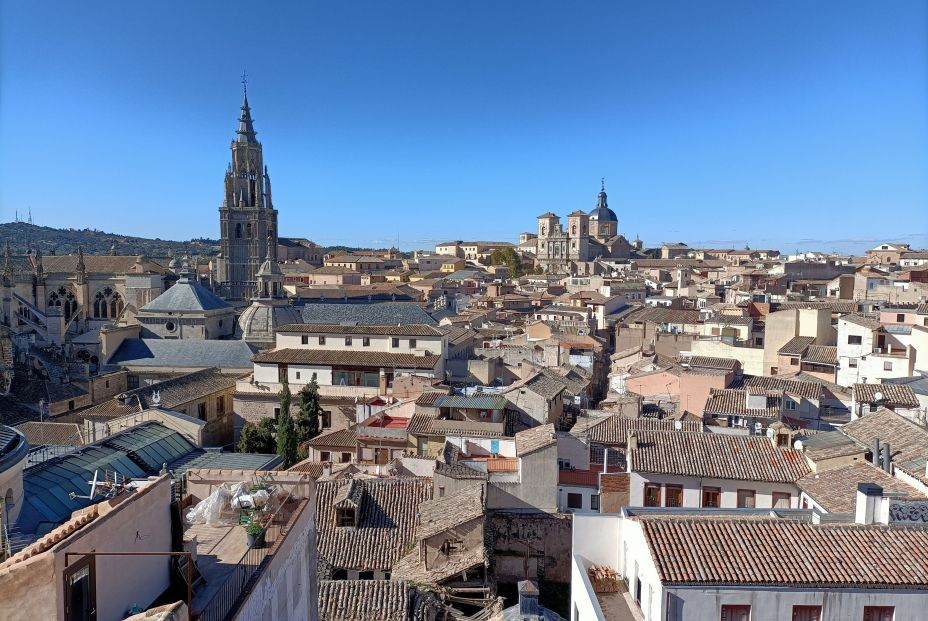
[874,391,883,402]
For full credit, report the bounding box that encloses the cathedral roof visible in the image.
[588,180,618,223]
[140,274,232,313]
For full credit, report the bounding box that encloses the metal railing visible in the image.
[195,484,300,621]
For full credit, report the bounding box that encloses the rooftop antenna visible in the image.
[152,389,161,407]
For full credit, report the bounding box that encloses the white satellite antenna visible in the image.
[874,391,883,402]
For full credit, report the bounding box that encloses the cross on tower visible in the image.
[241,70,248,95]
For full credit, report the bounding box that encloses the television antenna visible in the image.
[68,469,126,501]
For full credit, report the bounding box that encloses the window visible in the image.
[197,402,207,421]
[409,338,416,348]
[320,451,331,461]
[341,452,351,463]
[438,486,445,498]
[295,371,301,380]
[322,410,331,428]
[863,607,894,621]
[896,313,905,322]
[64,554,96,621]
[318,335,326,345]
[105,380,110,389]
[68,400,75,411]
[772,492,791,509]
[345,337,352,346]
[567,493,583,509]
[790,357,799,366]
[792,605,821,621]
[301,335,308,345]
[870,403,879,413]
[644,484,662,507]
[336,508,356,527]
[849,358,858,368]
[785,399,797,411]
[216,396,225,414]
[737,489,756,508]
[441,539,464,556]
[721,605,751,621]
[701,487,721,508]
[883,361,893,372]
[591,494,600,511]
[357,571,374,580]
[274,407,280,420]
[278,364,288,383]
[848,335,862,345]
[664,485,683,508]
[363,337,371,347]
[392,337,400,348]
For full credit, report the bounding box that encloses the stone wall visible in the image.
[488,511,572,583]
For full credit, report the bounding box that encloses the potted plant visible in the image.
[245,520,265,548]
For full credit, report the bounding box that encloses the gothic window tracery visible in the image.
[92,287,123,319]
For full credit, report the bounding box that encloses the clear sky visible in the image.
[1,1,926,253]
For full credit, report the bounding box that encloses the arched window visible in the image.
[572,225,577,236]
[93,287,123,320]
[541,227,546,236]
[48,291,61,311]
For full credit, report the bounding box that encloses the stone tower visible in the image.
[216,82,279,300]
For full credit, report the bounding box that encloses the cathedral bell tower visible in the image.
[217,76,279,300]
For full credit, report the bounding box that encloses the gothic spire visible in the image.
[76,246,86,284]
[236,75,258,144]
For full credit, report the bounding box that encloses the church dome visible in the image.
[588,180,618,222]
[236,300,302,348]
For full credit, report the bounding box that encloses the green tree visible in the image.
[238,417,276,454]
[276,376,299,467]
[491,247,524,278]
[296,375,323,446]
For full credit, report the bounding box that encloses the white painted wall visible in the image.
[276,331,445,356]
[628,472,798,509]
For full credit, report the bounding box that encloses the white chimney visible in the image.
[855,483,883,525]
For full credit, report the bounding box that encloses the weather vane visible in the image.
[241,70,248,95]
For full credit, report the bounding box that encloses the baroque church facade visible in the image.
[215,86,279,300]
[534,182,634,274]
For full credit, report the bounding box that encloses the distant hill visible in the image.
[0,222,219,258]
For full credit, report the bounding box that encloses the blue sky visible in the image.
[1,1,926,253]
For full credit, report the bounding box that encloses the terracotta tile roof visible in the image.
[679,355,740,371]
[79,368,237,422]
[430,419,505,438]
[840,314,882,330]
[315,478,432,571]
[852,383,919,408]
[641,516,928,587]
[515,423,556,456]
[522,373,566,399]
[630,430,810,483]
[742,376,822,401]
[15,421,84,446]
[778,336,815,356]
[435,461,487,480]
[277,323,443,336]
[625,307,701,326]
[317,580,442,621]
[416,484,485,540]
[414,391,448,406]
[842,408,928,484]
[798,462,925,514]
[799,431,865,461]
[804,345,838,365]
[704,388,781,417]
[305,427,357,449]
[252,349,441,370]
[588,416,701,445]
[777,300,859,314]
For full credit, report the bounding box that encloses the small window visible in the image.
[441,539,464,556]
[68,400,75,411]
[216,396,225,414]
[590,494,600,511]
[320,451,331,461]
[664,485,683,508]
[644,484,662,507]
[720,605,751,621]
[409,338,416,349]
[863,607,895,621]
[772,492,791,509]
[849,358,858,368]
[337,507,356,528]
[702,487,721,508]
[357,570,374,580]
[197,402,207,421]
[438,486,445,498]
[274,407,281,420]
[896,313,905,322]
[322,411,331,428]
[737,489,756,508]
[792,605,822,621]
[567,493,583,509]
[870,403,879,413]
[345,336,352,346]
[105,380,109,389]
[318,335,326,345]
[392,337,400,348]
[790,357,799,366]
[363,337,371,347]
[301,335,309,345]
[295,371,301,380]
[341,452,351,463]
[848,335,862,345]
[883,361,893,371]
[785,400,797,411]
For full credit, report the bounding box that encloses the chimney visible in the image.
[378,368,388,395]
[518,580,540,618]
[855,483,883,525]
[872,438,881,467]
[322,463,332,479]
[602,448,609,474]
[882,442,892,473]
[627,432,638,451]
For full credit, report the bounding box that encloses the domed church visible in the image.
[236,247,302,349]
